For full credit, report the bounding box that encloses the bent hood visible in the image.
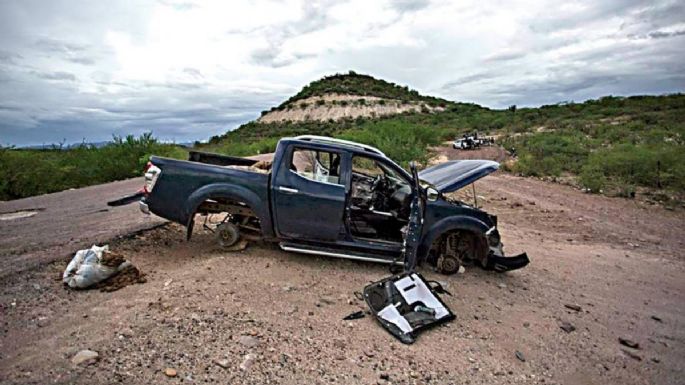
[419,160,499,193]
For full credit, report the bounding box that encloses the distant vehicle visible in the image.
[452,132,494,150]
[110,135,528,274]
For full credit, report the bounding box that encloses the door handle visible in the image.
[277,186,299,194]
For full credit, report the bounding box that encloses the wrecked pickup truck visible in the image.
[114,135,528,274]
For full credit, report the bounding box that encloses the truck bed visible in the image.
[144,152,271,226]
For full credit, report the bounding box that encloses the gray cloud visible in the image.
[391,0,431,13]
[648,30,685,39]
[0,50,23,64]
[32,71,77,81]
[0,0,683,146]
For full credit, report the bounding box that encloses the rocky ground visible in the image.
[1,149,684,385]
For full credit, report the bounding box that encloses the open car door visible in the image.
[362,162,456,344]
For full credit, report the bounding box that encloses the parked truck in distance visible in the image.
[113,135,528,274]
[452,132,495,150]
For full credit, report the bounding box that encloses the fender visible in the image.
[183,183,274,239]
[417,215,490,261]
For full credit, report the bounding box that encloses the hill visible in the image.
[256,72,454,124]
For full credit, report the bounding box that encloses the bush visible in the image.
[339,120,442,166]
[0,133,186,200]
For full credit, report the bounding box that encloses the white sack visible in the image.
[62,245,126,289]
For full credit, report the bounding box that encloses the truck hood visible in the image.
[419,160,499,193]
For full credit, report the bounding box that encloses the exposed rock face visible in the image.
[257,93,443,123]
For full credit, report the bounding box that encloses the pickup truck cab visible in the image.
[138,135,528,274]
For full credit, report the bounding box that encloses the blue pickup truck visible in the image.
[130,135,528,274]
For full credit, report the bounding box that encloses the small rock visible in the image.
[240,353,257,371]
[523,322,530,328]
[164,368,177,377]
[651,357,660,363]
[621,349,642,361]
[364,350,375,358]
[71,349,99,365]
[119,328,134,338]
[619,337,640,349]
[515,350,526,362]
[564,304,582,312]
[559,321,576,333]
[497,283,507,289]
[380,373,390,380]
[651,315,663,323]
[239,335,260,348]
[163,279,173,287]
[215,359,230,369]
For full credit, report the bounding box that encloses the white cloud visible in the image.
[0,0,683,145]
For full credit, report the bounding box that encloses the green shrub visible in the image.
[0,133,186,200]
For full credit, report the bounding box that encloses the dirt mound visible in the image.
[93,264,147,292]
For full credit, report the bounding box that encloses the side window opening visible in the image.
[291,148,342,185]
[348,155,412,243]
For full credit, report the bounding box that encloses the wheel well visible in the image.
[427,229,487,266]
[186,197,261,240]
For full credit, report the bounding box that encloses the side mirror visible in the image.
[426,187,439,201]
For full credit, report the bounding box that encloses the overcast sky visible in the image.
[1,0,683,146]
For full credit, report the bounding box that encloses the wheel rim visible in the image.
[217,223,239,247]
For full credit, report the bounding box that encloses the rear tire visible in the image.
[216,222,240,248]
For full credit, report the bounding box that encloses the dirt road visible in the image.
[0,154,683,384]
[0,178,165,278]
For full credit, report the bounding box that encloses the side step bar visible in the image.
[279,243,403,265]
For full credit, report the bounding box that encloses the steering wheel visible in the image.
[371,174,386,192]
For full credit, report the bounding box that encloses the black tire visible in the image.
[216,222,240,248]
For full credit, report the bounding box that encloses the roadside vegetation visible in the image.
[499,95,685,199]
[0,133,186,200]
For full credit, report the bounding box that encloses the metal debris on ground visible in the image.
[342,310,366,320]
[619,337,640,349]
[559,321,576,333]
